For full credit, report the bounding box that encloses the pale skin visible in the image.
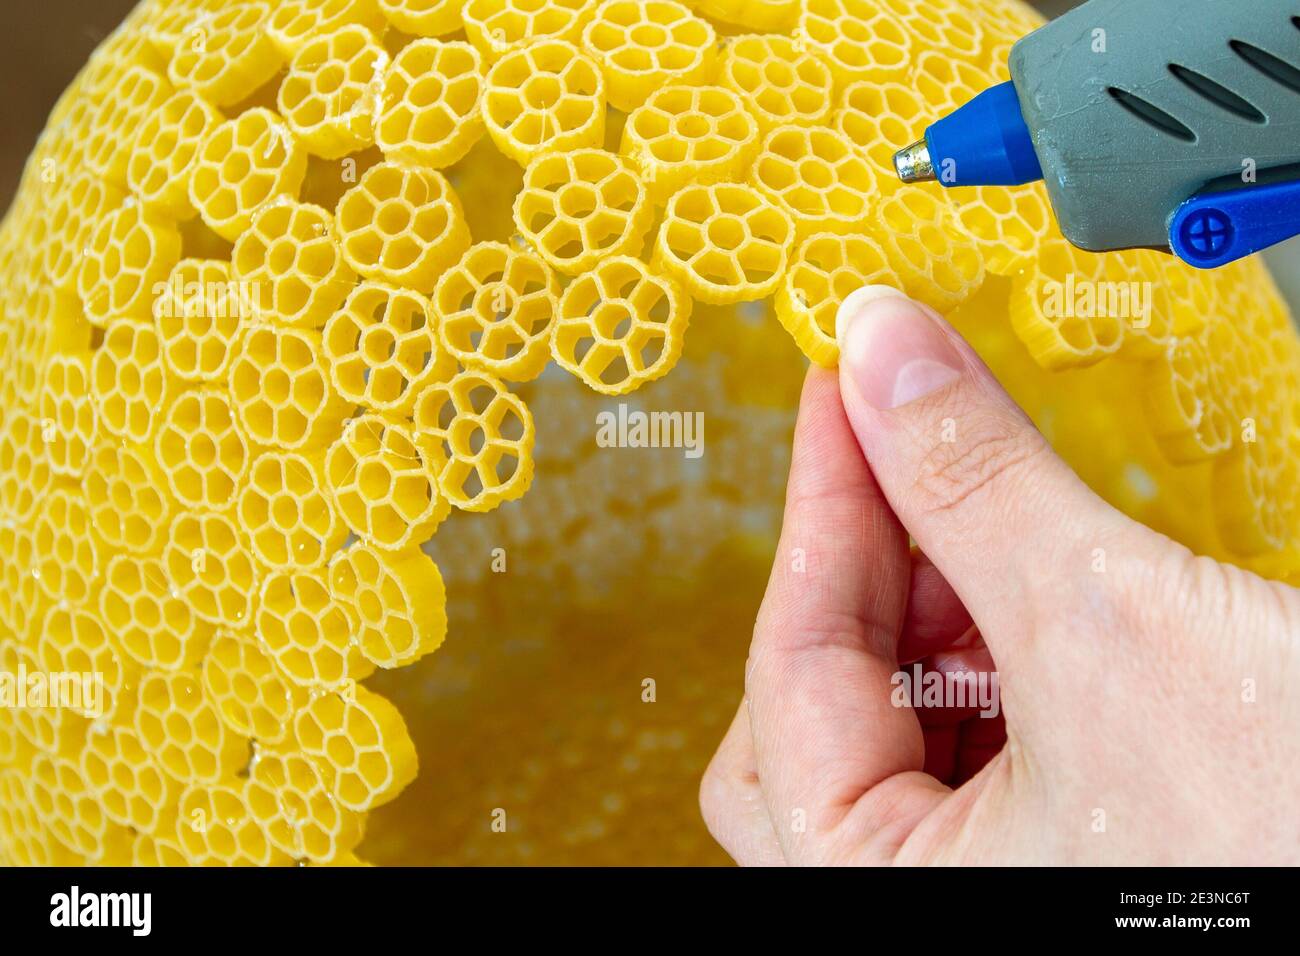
[700,286,1300,866]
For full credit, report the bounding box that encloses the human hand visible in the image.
[700,286,1300,865]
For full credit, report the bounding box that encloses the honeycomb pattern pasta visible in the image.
[797,0,912,87]
[278,25,385,159]
[329,543,446,668]
[324,282,455,414]
[1007,236,1120,370]
[267,0,387,57]
[334,161,470,291]
[239,451,345,571]
[100,553,215,671]
[127,89,223,220]
[413,370,535,511]
[163,510,261,627]
[33,490,100,607]
[176,783,287,866]
[245,748,364,862]
[378,0,463,37]
[294,687,418,811]
[463,0,592,58]
[136,669,249,784]
[619,85,757,204]
[482,40,605,166]
[92,319,172,444]
[230,324,352,450]
[433,242,560,381]
[27,754,132,865]
[834,81,934,188]
[189,109,308,241]
[0,412,51,525]
[653,182,794,305]
[258,570,375,689]
[39,354,96,479]
[167,1,285,107]
[378,40,485,170]
[580,0,715,112]
[202,631,306,744]
[81,724,178,834]
[155,389,252,512]
[751,125,879,239]
[870,188,987,315]
[1,0,1296,870]
[155,259,249,383]
[78,203,182,328]
[552,256,691,394]
[325,414,450,549]
[719,35,834,134]
[514,149,651,276]
[774,233,902,367]
[231,199,356,328]
[36,604,134,722]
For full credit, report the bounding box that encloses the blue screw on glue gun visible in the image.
[893,0,1300,270]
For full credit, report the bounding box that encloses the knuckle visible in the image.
[909,409,1046,520]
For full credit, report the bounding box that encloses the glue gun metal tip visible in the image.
[894,140,935,184]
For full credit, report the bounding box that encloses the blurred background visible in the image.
[2,0,1296,309]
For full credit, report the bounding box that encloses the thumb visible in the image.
[833,286,1156,665]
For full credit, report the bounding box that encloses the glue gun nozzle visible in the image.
[894,140,936,184]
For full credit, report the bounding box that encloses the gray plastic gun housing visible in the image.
[1008,0,1300,253]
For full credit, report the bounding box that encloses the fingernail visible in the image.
[835,285,963,410]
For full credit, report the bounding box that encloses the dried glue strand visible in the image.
[552,255,692,394]
[412,370,536,512]
[432,241,560,382]
[513,148,652,276]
